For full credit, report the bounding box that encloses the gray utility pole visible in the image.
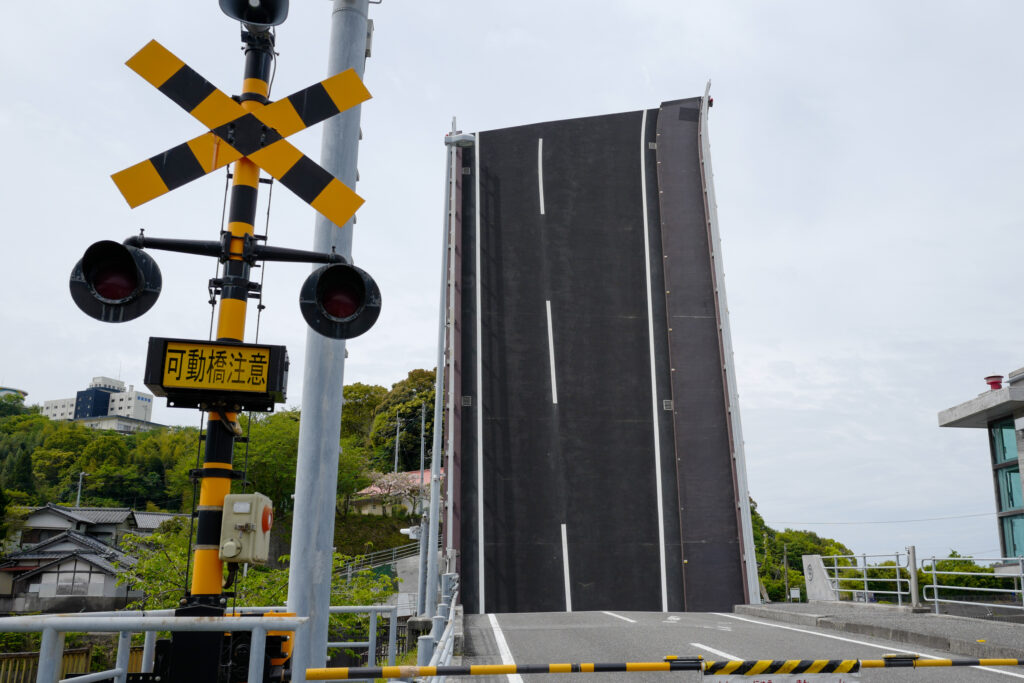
[784,543,789,601]
[422,123,464,617]
[417,400,427,614]
[75,472,87,507]
[287,0,371,669]
[393,417,402,472]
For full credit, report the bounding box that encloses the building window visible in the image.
[997,466,1022,511]
[990,418,1018,465]
[56,572,88,596]
[1002,514,1024,558]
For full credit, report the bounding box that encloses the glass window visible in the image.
[56,572,88,596]
[990,418,1018,464]
[997,466,1022,511]
[1003,514,1024,558]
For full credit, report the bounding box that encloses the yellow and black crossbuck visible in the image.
[111,40,371,228]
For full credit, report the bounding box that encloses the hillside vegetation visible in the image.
[0,371,437,545]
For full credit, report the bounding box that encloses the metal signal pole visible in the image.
[288,0,371,668]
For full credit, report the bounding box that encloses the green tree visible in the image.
[0,394,29,418]
[237,410,301,513]
[118,518,397,638]
[338,435,372,515]
[341,383,388,442]
[750,498,854,602]
[368,370,436,473]
[30,447,77,501]
[5,450,37,497]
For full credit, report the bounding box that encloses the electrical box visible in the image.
[219,493,273,564]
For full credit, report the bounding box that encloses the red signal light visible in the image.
[92,264,139,301]
[300,263,381,339]
[70,241,162,323]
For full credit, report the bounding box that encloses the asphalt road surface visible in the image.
[462,611,1024,682]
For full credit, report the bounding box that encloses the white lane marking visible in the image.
[487,613,525,683]
[537,138,545,215]
[602,611,637,623]
[475,132,485,614]
[546,300,558,404]
[691,642,743,661]
[715,613,1024,679]
[639,108,668,612]
[561,523,572,612]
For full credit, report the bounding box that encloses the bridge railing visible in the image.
[0,600,405,683]
[819,551,914,606]
[414,572,460,682]
[921,555,1024,615]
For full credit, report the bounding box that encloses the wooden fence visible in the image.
[0,646,145,682]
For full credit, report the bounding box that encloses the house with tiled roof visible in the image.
[0,504,187,613]
[16,503,186,548]
[0,531,142,612]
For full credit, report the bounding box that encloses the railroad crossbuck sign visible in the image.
[111,40,371,228]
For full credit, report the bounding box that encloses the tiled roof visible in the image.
[14,552,121,581]
[28,504,93,525]
[27,503,133,525]
[6,530,134,566]
[132,512,188,530]
[62,506,132,524]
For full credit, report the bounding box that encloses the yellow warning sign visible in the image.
[161,341,271,393]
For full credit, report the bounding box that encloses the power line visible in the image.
[777,512,994,525]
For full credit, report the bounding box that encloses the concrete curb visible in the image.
[734,605,1023,660]
[452,604,465,656]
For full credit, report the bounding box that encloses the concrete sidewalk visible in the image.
[734,602,1024,659]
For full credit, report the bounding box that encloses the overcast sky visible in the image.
[3,2,1022,563]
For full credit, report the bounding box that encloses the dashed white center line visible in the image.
[561,523,572,612]
[546,300,558,404]
[537,137,546,215]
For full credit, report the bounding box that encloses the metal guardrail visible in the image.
[0,613,308,683]
[425,573,460,679]
[820,551,914,606]
[0,601,404,683]
[339,539,441,576]
[305,572,458,683]
[922,555,1024,614]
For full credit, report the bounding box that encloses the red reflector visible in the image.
[323,289,358,319]
[93,267,138,300]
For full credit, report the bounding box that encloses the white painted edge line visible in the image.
[601,611,637,624]
[690,642,743,661]
[561,523,572,612]
[475,132,486,614]
[537,138,545,215]
[715,613,1024,680]
[640,108,668,613]
[488,613,525,683]
[546,300,558,404]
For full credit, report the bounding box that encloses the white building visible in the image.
[41,397,76,421]
[40,376,156,431]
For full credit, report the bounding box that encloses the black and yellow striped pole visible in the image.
[167,29,276,681]
[188,30,273,602]
[301,655,1024,679]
